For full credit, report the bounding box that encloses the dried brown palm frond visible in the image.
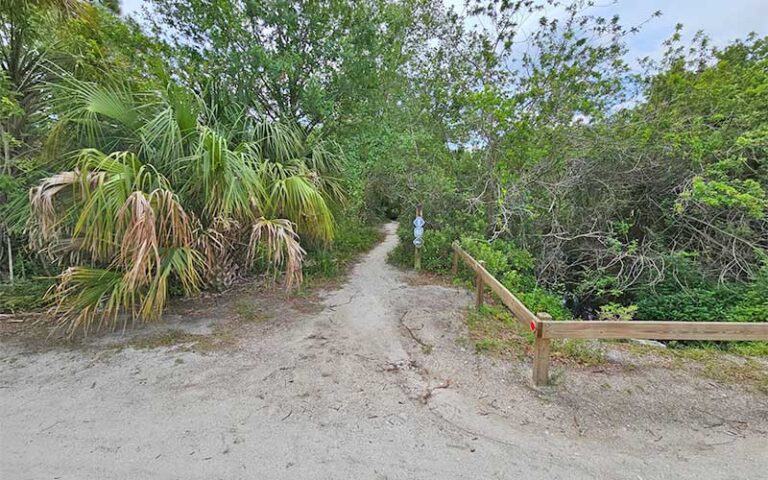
[248,217,306,290]
[117,191,160,290]
[29,171,81,241]
[150,188,193,248]
[28,169,107,254]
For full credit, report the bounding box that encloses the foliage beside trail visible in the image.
[304,218,383,280]
[1,0,767,339]
[378,6,768,328]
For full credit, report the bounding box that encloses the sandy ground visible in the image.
[1,222,767,479]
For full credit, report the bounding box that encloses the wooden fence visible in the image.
[451,241,768,386]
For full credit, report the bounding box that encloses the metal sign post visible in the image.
[413,205,424,271]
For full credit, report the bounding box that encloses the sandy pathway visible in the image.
[1,222,766,479]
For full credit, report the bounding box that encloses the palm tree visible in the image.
[29,79,343,335]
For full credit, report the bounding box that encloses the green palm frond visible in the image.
[306,139,344,175]
[48,266,128,336]
[177,127,263,222]
[252,120,304,163]
[53,79,149,148]
[141,246,204,320]
[139,85,200,164]
[258,161,335,242]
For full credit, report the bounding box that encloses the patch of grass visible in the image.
[127,325,236,352]
[702,359,768,393]
[629,343,768,392]
[728,341,768,357]
[465,304,605,365]
[474,338,504,352]
[631,340,768,360]
[653,340,768,358]
[128,329,199,349]
[552,339,605,366]
[232,300,266,323]
[465,304,530,359]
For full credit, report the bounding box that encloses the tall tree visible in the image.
[147,0,416,130]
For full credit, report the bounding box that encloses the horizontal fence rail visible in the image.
[452,242,539,330]
[540,320,768,341]
[451,241,768,386]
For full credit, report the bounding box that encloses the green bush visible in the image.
[459,237,571,320]
[634,265,768,355]
[518,289,572,320]
[303,217,382,279]
[636,285,741,321]
[460,237,511,276]
[725,264,768,322]
[636,262,768,323]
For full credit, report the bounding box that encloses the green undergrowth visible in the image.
[456,237,572,320]
[303,218,383,280]
[0,278,55,313]
[635,261,768,323]
[390,231,572,320]
[0,219,382,317]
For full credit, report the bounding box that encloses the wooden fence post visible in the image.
[533,312,552,386]
[451,249,459,276]
[475,260,485,309]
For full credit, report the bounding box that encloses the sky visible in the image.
[121,0,768,61]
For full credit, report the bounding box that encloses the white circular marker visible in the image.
[413,237,424,247]
[413,227,424,237]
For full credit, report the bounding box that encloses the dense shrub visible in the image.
[458,237,571,320]
[637,264,768,323]
[636,285,743,322]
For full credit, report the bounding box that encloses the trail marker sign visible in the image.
[414,206,424,270]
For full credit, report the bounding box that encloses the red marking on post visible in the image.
[530,321,536,332]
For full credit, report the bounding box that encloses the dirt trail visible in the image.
[1,222,766,479]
